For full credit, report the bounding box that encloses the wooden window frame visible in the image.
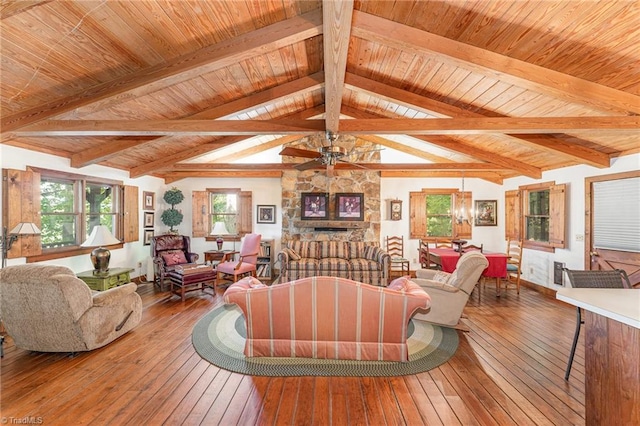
[192,188,252,241]
[505,181,566,252]
[410,188,472,241]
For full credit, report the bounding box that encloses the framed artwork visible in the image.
[301,192,329,220]
[335,193,364,221]
[143,191,155,210]
[143,229,154,245]
[143,211,155,228]
[474,200,498,226]
[390,199,402,221]
[257,205,276,224]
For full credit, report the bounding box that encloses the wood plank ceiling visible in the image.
[1,1,638,184]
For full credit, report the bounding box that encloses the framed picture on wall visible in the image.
[301,192,329,220]
[474,200,498,226]
[143,211,155,228]
[143,229,154,245]
[257,205,276,224]
[335,193,364,221]
[143,191,155,210]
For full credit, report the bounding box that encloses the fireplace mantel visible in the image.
[293,220,370,231]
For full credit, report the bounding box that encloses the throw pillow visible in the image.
[432,271,451,283]
[282,247,301,260]
[388,275,412,291]
[162,250,188,266]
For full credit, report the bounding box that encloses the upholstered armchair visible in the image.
[151,234,199,286]
[0,264,142,353]
[411,251,489,328]
[216,233,262,287]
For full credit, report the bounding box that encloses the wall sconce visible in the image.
[1,222,42,268]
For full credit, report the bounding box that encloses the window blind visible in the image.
[593,177,640,252]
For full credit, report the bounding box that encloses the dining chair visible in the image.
[461,243,483,253]
[562,268,631,380]
[435,239,453,248]
[386,235,410,278]
[418,240,439,270]
[505,239,523,294]
[216,233,262,289]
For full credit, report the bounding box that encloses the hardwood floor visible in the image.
[1,281,585,425]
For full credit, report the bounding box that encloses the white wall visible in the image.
[3,144,638,289]
[381,153,640,289]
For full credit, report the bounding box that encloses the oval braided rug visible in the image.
[192,304,459,377]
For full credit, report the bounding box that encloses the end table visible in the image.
[76,267,134,291]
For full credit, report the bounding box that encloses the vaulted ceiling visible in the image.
[1,1,638,184]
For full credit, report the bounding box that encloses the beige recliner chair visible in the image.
[411,251,488,328]
[0,264,142,354]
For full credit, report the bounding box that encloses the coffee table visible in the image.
[167,264,216,301]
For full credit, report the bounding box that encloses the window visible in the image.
[40,177,120,249]
[2,168,137,263]
[505,181,566,252]
[192,189,252,239]
[410,189,471,240]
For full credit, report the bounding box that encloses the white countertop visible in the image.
[556,288,640,329]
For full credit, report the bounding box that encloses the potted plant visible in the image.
[161,187,184,233]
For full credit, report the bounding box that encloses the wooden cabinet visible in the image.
[257,239,274,284]
[77,267,133,291]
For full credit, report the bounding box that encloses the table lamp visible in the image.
[211,221,229,250]
[81,225,120,275]
[1,222,41,268]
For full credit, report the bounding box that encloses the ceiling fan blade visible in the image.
[346,147,385,157]
[336,159,368,169]
[295,159,321,171]
[279,146,322,159]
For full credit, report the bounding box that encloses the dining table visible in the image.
[426,248,509,296]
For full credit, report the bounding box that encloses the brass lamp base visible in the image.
[90,246,111,275]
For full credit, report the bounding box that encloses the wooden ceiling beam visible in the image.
[16,116,637,137]
[128,106,323,178]
[322,0,353,134]
[70,139,156,168]
[346,73,613,168]
[170,163,505,171]
[69,73,324,168]
[351,10,640,115]
[1,9,323,131]
[380,171,505,184]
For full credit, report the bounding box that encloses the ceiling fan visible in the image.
[279,132,380,176]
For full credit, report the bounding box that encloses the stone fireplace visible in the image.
[281,134,381,244]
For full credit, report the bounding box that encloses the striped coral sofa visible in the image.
[276,241,391,286]
[223,275,431,361]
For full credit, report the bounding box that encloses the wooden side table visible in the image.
[204,250,237,265]
[76,268,134,291]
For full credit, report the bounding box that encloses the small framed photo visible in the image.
[144,211,155,228]
[301,192,329,220]
[143,191,155,210]
[257,205,276,224]
[143,229,154,245]
[335,193,364,221]
[474,200,498,226]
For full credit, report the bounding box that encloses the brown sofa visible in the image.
[0,264,142,353]
[276,241,391,286]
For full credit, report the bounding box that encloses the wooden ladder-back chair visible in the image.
[386,235,410,278]
[461,243,483,253]
[505,239,523,294]
[418,240,439,270]
[435,239,453,248]
[562,268,631,380]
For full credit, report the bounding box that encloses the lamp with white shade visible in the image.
[81,225,120,275]
[211,221,229,250]
[1,222,41,268]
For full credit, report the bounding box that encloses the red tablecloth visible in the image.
[429,248,507,278]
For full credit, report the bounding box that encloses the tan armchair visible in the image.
[411,251,488,328]
[0,264,142,353]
